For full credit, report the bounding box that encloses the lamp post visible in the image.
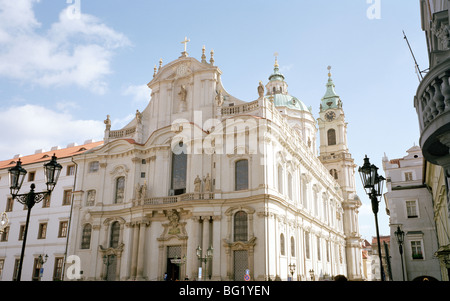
[8,155,62,281]
[358,155,386,281]
[196,245,213,280]
[288,263,296,281]
[37,254,48,281]
[0,212,9,234]
[309,269,315,281]
[394,226,406,281]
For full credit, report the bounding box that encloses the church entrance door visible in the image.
[233,250,248,281]
[166,246,182,281]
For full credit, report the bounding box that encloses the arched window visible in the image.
[280,233,285,256]
[171,142,187,195]
[235,159,249,191]
[291,236,295,257]
[81,224,92,249]
[327,129,336,146]
[110,221,120,248]
[305,232,310,259]
[302,180,308,210]
[277,165,283,194]
[234,211,248,242]
[330,169,338,180]
[288,173,293,200]
[114,177,125,204]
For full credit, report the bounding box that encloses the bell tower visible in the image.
[318,66,363,280]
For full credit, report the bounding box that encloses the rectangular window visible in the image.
[38,223,47,239]
[32,258,41,281]
[0,259,4,278]
[62,190,72,206]
[404,172,413,181]
[89,161,99,173]
[12,258,20,281]
[28,171,35,182]
[411,241,423,259]
[406,200,418,218]
[19,225,25,241]
[58,221,68,238]
[67,165,75,176]
[53,257,64,281]
[42,194,51,208]
[5,197,13,212]
[1,227,9,242]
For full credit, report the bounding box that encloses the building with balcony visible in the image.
[415,0,450,280]
[66,46,363,281]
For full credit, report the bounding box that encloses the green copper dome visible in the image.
[272,93,310,112]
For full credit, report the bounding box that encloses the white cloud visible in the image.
[0,0,130,94]
[0,104,104,160]
[122,84,151,103]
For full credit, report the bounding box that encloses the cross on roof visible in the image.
[181,37,190,53]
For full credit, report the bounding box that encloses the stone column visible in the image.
[211,215,221,280]
[130,223,139,280]
[202,216,210,280]
[136,221,148,280]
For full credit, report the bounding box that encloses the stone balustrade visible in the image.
[109,127,136,139]
[414,58,450,164]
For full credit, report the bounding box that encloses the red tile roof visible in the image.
[0,141,104,170]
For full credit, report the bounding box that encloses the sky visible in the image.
[0,0,429,241]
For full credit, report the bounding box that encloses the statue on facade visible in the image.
[179,85,187,102]
[136,110,142,124]
[141,181,147,199]
[216,89,224,107]
[135,183,142,200]
[194,175,202,192]
[104,115,111,131]
[258,81,264,98]
[203,173,211,192]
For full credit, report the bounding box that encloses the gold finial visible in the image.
[327,65,332,78]
[153,65,157,77]
[274,52,279,68]
[159,58,163,70]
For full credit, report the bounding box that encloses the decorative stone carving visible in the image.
[258,81,264,99]
[194,175,201,192]
[158,209,187,241]
[203,173,212,192]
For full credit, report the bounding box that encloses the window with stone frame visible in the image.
[327,129,336,146]
[280,233,285,256]
[235,159,249,191]
[81,224,92,249]
[110,221,120,248]
[114,177,125,204]
[411,240,424,259]
[233,211,248,242]
[406,200,418,218]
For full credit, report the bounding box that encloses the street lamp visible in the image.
[394,226,406,281]
[0,212,9,233]
[288,263,296,281]
[37,254,48,281]
[309,269,315,281]
[358,155,386,281]
[196,245,213,280]
[8,155,62,281]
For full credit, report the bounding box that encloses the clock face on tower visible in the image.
[325,111,336,122]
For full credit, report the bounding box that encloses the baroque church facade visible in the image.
[67,43,362,281]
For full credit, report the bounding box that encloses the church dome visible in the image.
[266,57,311,113]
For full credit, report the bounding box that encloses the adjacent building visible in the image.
[383,146,441,281]
[415,0,450,280]
[0,141,103,281]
